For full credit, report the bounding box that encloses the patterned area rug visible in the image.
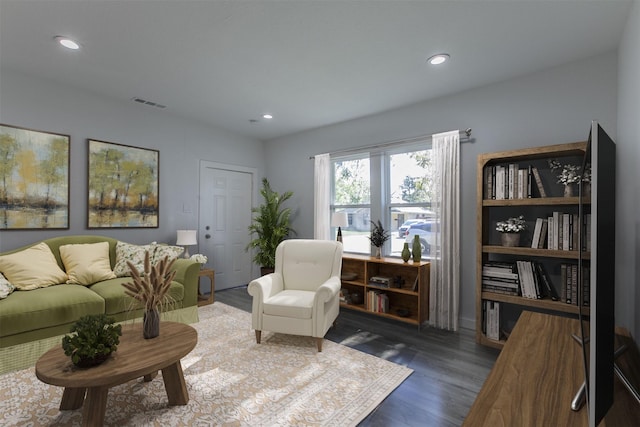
[0,302,412,426]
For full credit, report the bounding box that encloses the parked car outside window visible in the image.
[404,221,439,255]
[397,219,425,238]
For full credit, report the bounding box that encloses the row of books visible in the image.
[484,164,546,200]
[367,290,389,313]
[482,261,559,301]
[561,263,590,306]
[529,213,591,251]
[482,300,501,341]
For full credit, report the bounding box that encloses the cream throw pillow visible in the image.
[59,242,116,285]
[0,242,68,290]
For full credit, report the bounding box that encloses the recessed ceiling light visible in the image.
[427,53,449,65]
[54,36,80,50]
[262,114,273,119]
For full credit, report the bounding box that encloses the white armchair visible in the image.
[247,239,343,352]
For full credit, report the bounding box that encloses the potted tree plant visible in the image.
[247,178,296,275]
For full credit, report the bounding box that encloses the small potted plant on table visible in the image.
[62,314,122,368]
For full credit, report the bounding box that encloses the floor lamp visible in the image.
[331,212,348,242]
[176,230,197,258]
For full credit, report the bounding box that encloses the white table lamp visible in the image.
[176,230,197,258]
[331,212,349,242]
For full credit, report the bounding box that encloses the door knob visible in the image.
[205,234,211,239]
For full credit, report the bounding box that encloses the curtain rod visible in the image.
[309,128,472,159]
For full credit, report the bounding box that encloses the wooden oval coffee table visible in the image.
[35,321,197,427]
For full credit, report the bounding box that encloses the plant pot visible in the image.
[73,352,111,368]
[501,233,521,247]
[563,184,575,197]
[260,267,275,276]
[143,308,160,339]
[375,247,382,258]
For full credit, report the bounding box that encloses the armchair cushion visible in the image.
[263,290,315,319]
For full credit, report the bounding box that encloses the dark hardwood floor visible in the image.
[213,286,499,427]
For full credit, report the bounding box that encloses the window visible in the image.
[331,156,370,254]
[331,142,433,258]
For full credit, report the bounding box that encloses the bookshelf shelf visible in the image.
[477,141,589,349]
[340,254,429,326]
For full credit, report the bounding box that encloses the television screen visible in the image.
[579,121,616,427]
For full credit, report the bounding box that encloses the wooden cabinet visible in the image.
[477,141,590,349]
[340,254,429,326]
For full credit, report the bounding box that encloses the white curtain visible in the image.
[429,130,460,331]
[314,153,331,240]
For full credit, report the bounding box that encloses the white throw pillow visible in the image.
[59,242,116,285]
[0,242,68,290]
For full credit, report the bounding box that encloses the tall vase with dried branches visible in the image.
[121,252,176,339]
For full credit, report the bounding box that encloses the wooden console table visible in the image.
[197,268,215,306]
[464,311,640,426]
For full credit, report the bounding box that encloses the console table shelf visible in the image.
[340,254,429,326]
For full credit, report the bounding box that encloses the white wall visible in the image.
[0,69,265,251]
[618,0,640,338]
[265,52,619,330]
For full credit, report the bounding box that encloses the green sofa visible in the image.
[0,235,201,374]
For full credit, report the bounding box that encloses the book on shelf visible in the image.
[534,262,559,301]
[485,301,501,341]
[538,218,548,249]
[531,166,547,198]
[367,290,389,313]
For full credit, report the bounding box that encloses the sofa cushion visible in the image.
[89,277,185,315]
[59,242,116,285]
[0,285,105,338]
[113,242,155,277]
[263,290,314,319]
[0,242,68,290]
[0,273,14,299]
[152,244,184,265]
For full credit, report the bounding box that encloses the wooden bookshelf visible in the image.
[477,141,590,348]
[340,254,429,326]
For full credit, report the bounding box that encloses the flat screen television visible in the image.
[578,121,616,427]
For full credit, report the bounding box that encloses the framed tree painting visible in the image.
[87,139,159,228]
[0,124,70,230]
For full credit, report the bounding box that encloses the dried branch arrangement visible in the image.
[121,251,176,311]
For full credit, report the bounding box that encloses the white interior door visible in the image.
[199,163,254,291]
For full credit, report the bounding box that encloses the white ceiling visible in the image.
[0,0,632,141]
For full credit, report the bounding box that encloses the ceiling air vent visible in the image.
[131,97,166,109]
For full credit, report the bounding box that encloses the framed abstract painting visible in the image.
[0,124,70,230]
[87,139,159,228]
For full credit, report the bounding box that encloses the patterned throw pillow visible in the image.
[113,242,155,277]
[0,273,15,299]
[151,244,184,265]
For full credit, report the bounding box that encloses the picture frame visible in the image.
[87,139,159,228]
[0,124,70,230]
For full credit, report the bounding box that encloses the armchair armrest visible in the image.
[314,276,341,304]
[247,273,284,301]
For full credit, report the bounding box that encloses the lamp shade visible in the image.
[176,229,197,246]
[331,212,348,228]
